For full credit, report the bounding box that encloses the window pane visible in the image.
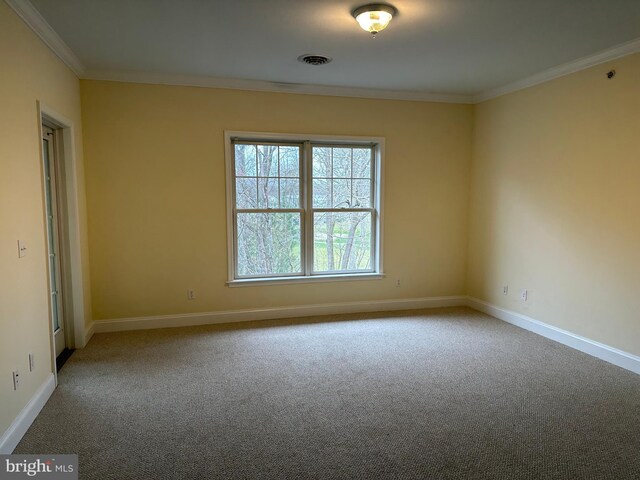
[237,213,301,276]
[312,146,373,206]
[312,146,331,177]
[258,145,279,177]
[236,178,257,208]
[312,178,330,208]
[332,148,352,178]
[279,146,300,177]
[352,148,371,178]
[313,211,372,272]
[332,179,351,208]
[257,177,279,208]
[280,178,300,208]
[235,144,257,176]
[352,179,371,208]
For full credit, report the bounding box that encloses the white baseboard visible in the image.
[92,296,467,333]
[0,373,56,454]
[83,321,95,346]
[466,297,640,375]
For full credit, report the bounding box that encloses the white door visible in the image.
[42,126,66,358]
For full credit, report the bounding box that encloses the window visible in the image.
[225,132,384,285]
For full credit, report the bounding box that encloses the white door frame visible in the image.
[42,125,67,357]
[37,102,88,377]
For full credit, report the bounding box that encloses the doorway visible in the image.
[42,125,73,370]
[38,102,89,380]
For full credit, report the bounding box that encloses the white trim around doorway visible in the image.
[38,102,88,372]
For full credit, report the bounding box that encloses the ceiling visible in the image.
[23,0,640,99]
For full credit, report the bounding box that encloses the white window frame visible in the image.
[224,131,385,286]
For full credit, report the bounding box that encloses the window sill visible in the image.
[227,273,385,287]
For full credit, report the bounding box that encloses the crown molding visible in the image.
[82,69,474,104]
[5,0,85,76]
[474,37,640,103]
[74,37,640,105]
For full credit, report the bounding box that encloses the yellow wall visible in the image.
[80,80,473,320]
[0,3,90,437]
[468,53,640,356]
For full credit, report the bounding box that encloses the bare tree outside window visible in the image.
[235,143,302,276]
[312,146,373,273]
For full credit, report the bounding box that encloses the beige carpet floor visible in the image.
[15,307,640,479]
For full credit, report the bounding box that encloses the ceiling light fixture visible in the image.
[352,3,397,37]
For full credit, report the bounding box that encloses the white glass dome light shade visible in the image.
[352,4,397,36]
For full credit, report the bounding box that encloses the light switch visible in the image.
[17,240,27,258]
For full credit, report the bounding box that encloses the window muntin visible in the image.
[229,135,381,282]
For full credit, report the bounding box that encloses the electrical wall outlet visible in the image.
[29,353,35,372]
[520,289,528,301]
[13,371,20,390]
[395,279,401,287]
[187,289,196,300]
[503,285,508,295]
